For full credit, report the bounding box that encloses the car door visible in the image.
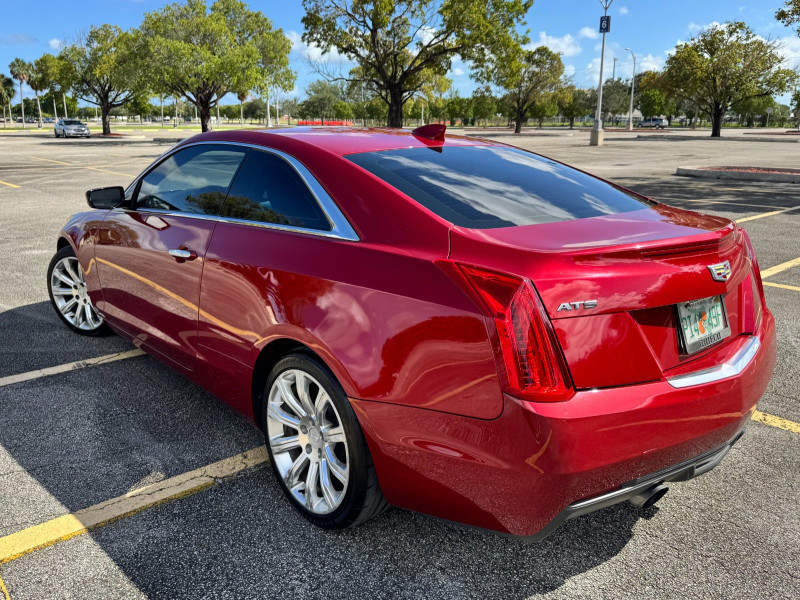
[94,143,249,369]
[196,148,352,367]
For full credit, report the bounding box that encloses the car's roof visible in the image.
[186,126,499,157]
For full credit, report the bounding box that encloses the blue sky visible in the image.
[2,0,798,106]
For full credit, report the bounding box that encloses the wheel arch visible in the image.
[251,338,347,430]
[56,235,73,251]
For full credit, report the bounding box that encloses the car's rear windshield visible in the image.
[64,120,82,125]
[347,145,651,229]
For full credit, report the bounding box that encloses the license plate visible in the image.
[676,295,731,355]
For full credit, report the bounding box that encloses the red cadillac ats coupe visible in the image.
[48,126,776,539]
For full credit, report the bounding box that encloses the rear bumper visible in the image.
[353,308,776,538]
[524,425,746,541]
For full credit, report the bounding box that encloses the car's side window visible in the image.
[221,150,332,231]
[136,145,249,215]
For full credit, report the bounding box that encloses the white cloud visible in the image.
[416,26,437,46]
[530,31,582,57]
[564,64,576,77]
[688,21,722,33]
[286,30,349,65]
[578,26,599,40]
[450,67,465,77]
[619,6,629,15]
[48,38,62,50]
[0,33,36,45]
[777,35,800,69]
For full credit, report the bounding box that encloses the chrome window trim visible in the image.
[120,140,359,242]
[666,336,760,389]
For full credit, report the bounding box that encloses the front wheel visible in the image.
[262,353,387,529]
[47,245,110,336]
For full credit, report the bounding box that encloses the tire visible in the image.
[262,352,387,529]
[47,245,111,336]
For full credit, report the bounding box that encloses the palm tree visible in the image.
[8,58,31,129]
[237,90,248,126]
[0,74,15,128]
[28,63,47,128]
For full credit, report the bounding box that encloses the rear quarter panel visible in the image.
[196,224,504,420]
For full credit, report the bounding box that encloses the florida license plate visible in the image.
[676,295,731,355]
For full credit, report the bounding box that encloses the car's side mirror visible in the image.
[86,186,125,209]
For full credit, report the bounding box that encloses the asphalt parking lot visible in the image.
[0,129,798,599]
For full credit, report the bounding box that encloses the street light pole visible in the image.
[612,57,618,80]
[590,0,613,146]
[626,48,636,131]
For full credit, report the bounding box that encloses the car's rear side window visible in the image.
[347,146,651,229]
[222,150,331,231]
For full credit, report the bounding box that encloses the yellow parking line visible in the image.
[83,166,134,178]
[29,156,133,178]
[763,281,800,292]
[0,447,267,564]
[0,179,20,188]
[736,206,800,224]
[752,410,800,434]
[0,571,9,600]
[29,156,71,165]
[760,256,800,279]
[0,349,145,388]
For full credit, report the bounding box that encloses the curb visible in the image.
[639,135,800,143]
[676,166,800,183]
[152,137,187,144]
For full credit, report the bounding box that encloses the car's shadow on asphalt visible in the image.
[0,302,652,598]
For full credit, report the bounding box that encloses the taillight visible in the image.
[741,229,764,327]
[455,264,573,402]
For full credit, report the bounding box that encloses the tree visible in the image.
[776,1,800,33]
[601,78,629,124]
[639,89,666,118]
[333,100,354,121]
[28,59,52,128]
[8,59,31,128]
[280,97,300,123]
[471,85,497,126]
[300,80,342,124]
[663,21,797,137]
[480,45,564,133]
[243,98,268,120]
[302,0,532,128]
[529,94,560,127]
[0,74,14,127]
[60,25,144,135]
[141,0,293,132]
[446,94,472,126]
[732,95,776,127]
[558,86,592,129]
[253,26,296,127]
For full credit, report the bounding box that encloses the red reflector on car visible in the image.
[455,264,573,402]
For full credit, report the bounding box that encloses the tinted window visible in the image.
[64,120,82,125]
[222,150,331,231]
[347,146,651,229]
[137,145,248,214]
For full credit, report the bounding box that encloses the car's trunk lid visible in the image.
[449,205,760,389]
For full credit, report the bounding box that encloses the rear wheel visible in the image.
[262,352,387,529]
[47,245,110,336]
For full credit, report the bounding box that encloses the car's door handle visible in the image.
[168,248,198,261]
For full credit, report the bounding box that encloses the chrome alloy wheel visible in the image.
[266,369,350,514]
[49,256,104,331]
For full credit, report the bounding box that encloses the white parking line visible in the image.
[0,349,145,388]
